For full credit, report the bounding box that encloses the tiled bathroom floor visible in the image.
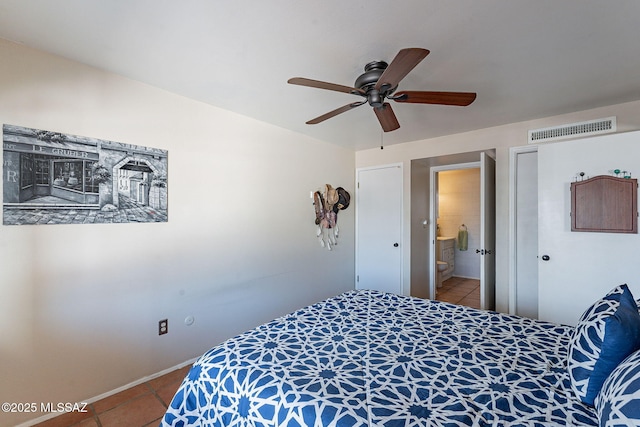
[436,276,481,309]
[32,365,190,427]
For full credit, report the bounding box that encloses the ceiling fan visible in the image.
[288,48,476,132]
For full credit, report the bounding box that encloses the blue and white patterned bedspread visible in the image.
[161,290,597,426]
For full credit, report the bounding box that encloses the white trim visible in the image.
[508,145,538,315]
[451,274,481,280]
[16,358,197,427]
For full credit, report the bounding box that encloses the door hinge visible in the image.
[357,275,359,282]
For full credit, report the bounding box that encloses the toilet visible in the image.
[436,237,455,288]
[436,261,448,288]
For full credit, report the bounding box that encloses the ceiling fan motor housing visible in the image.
[355,61,397,108]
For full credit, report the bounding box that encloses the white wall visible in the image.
[438,168,480,279]
[409,161,430,298]
[356,99,640,313]
[0,39,355,426]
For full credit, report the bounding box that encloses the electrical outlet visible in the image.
[159,319,168,335]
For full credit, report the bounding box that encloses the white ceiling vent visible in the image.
[528,117,616,144]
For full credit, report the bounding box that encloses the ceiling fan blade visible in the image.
[306,101,366,124]
[374,103,400,132]
[288,77,364,95]
[394,91,477,106]
[375,48,430,91]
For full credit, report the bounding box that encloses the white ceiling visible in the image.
[1,0,640,150]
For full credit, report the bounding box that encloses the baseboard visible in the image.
[451,275,481,280]
[15,357,198,427]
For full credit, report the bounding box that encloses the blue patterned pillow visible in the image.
[567,284,640,405]
[594,349,640,426]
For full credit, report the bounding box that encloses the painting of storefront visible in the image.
[3,124,168,225]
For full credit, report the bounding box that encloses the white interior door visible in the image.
[509,146,538,319]
[538,131,640,326]
[429,157,495,309]
[513,148,539,318]
[356,164,403,294]
[480,152,496,310]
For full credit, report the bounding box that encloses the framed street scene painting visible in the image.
[3,124,168,225]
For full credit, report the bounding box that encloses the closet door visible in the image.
[514,149,539,319]
[356,164,403,294]
[537,131,640,326]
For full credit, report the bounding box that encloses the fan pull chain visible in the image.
[380,129,384,150]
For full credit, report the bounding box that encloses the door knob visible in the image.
[541,255,550,261]
[393,243,399,247]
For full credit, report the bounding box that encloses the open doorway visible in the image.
[410,149,495,309]
[434,167,481,308]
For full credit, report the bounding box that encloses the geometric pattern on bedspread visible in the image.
[161,290,597,427]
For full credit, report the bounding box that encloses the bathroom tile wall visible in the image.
[437,168,481,279]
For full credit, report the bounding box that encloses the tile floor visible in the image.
[33,365,191,427]
[436,276,481,309]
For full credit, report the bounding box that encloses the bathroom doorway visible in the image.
[409,150,495,309]
[434,166,481,308]
[428,154,495,310]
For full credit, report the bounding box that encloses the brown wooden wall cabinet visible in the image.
[571,175,638,233]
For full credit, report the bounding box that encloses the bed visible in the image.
[161,288,640,426]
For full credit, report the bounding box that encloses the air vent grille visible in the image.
[528,117,616,144]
